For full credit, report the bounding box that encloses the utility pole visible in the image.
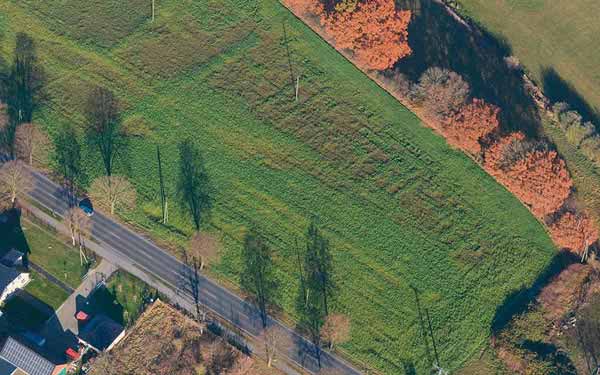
[295,75,300,101]
[151,0,155,22]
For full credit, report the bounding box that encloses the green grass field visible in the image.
[456,0,600,116]
[0,0,557,372]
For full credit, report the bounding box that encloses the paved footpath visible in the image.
[40,260,117,357]
[29,262,74,294]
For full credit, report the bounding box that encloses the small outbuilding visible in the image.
[0,263,30,304]
[1,248,25,267]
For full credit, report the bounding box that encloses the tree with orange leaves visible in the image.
[322,0,412,70]
[287,0,324,16]
[484,134,572,218]
[549,211,598,259]
[444,99,500,155]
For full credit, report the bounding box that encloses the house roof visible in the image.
[0,264,21,292]
[1,249,24,267]
[0,357,17,374]
[0,337,56,375]
[78,314,124,352]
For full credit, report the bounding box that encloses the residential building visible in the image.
[0,337,67,375]
[0,264,30,304]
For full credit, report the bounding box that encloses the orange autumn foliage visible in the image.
[485,133,572,218]
[287,0,324,16]
[483,132,526,173]
[443,99,500,155]
[549,211,599,253]
[322,0,412,70]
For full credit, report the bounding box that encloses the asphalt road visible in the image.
[19,166,362,375]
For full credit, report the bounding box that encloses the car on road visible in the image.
[79,198,94,217]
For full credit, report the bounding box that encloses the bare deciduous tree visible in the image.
[414,67,470,120]
[206,340,237,375]
[321,313,350,350]
[188,232,219,270]
[64,207,91,264]
[89,175,136,215]
[258,325,283,368]
[0,160,33,207]
[15,122,51,166]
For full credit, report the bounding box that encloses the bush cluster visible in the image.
[412,67,471,120]
[552,102,600,165]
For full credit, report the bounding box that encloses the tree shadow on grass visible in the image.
[541,67,600,127]
[395,0,541,136]
[491,250,579,334]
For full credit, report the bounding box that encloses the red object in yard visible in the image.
[65,347,80,360]
[76,311,89,321]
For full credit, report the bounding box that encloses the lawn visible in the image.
[0,213,85,290]
[0,0,557,372]
[0,213,84,309]
[88,271,156,327]
[21,219,87,289]
[456,0,600,120]
[25,270,70,310]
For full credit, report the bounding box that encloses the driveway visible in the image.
[39,260,117,357]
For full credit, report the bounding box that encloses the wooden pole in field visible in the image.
[152,0,155,22]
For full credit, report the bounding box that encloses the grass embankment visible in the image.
[456,0,600,115]
[0,0,557,372]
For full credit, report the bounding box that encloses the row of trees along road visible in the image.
[0,33,44,211]
[185,216,351,369]
[0,32,352,371]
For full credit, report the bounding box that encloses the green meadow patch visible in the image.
[13,0,149,49]
[1,0,557,373]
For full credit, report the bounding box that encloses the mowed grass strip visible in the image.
[456,0,600,114]
[1,0,556,372]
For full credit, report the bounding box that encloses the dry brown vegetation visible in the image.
[89,300,281,375]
